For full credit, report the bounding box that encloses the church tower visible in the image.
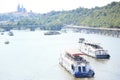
[17,3,27,13]
[17,3,21,12]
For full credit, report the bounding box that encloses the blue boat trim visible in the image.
[74,69,95,78]
[96,55,110,59]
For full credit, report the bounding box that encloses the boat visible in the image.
[44,31,60,35]
[8,31,14,36]
[1,32,4,35]
[59,49,95,78]
[78,38,85,43]
[4,41,10,44]
[79,39,110,59]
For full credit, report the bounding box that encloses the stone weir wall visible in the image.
[63,25,120,38]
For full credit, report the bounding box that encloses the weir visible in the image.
[62,25,120,38]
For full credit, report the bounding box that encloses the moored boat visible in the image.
[44,31,60,35]
[4,41,10,44]
[79,39,110,59]
[59,49,95,78]
[78,38,85,43]
[1,32,4,35]
[8,31,14,36]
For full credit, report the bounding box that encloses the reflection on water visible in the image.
[0,30,120,80]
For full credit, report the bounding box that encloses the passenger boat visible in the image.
[79,39,110,59]
[59,49,95,78]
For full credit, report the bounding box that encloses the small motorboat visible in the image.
[78,38,85,43]
[44,31,60,35]
[4,41,10,44]
[1,32,4,35]
[8,31,14,36]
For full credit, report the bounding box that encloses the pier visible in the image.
[62,25,120,38]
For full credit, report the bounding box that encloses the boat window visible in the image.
[73,56,84,61]
[83,66,86,72]
[78,66,81,72]
[96,50,104,55]
[71,65,75,71]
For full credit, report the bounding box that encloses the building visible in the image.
[17,4,27,13]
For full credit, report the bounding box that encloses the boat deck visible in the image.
[65,49,89,64]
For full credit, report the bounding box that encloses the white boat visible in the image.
[59,49,95,78]
[79,39,110,59]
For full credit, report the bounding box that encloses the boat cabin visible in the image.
[65,50,86,62]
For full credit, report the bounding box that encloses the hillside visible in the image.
[0,1,120,30]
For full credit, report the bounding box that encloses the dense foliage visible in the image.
[0,1,120,30]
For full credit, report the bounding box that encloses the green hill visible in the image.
[0,1,120,30]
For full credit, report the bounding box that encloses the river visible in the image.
[0,30,120,80]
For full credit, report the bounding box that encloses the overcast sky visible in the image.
[0,0,120,13]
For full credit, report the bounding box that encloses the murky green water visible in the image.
[0,30,120,80]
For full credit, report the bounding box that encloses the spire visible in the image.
[17,3,27,13]
[17,3,21,12]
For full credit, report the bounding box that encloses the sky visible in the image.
[0,0,120,13]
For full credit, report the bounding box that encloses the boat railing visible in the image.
[73,56,89,64]
[75,60,89,65]
[84,43,103,49]
[95,49,108,55]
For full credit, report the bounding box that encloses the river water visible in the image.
[0,30,120,80]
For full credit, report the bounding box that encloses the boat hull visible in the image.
[74,70,95,78]
[80,49,110,59]
[82,52,110,59]
[95,55,110,59]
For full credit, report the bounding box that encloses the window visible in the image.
[78,66,81,72]
[83,66,86,72]
[71,65,75,71]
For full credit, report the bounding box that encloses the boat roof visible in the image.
[82,40,103,49]
[84,40,99,45]
[65,49,84,57]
